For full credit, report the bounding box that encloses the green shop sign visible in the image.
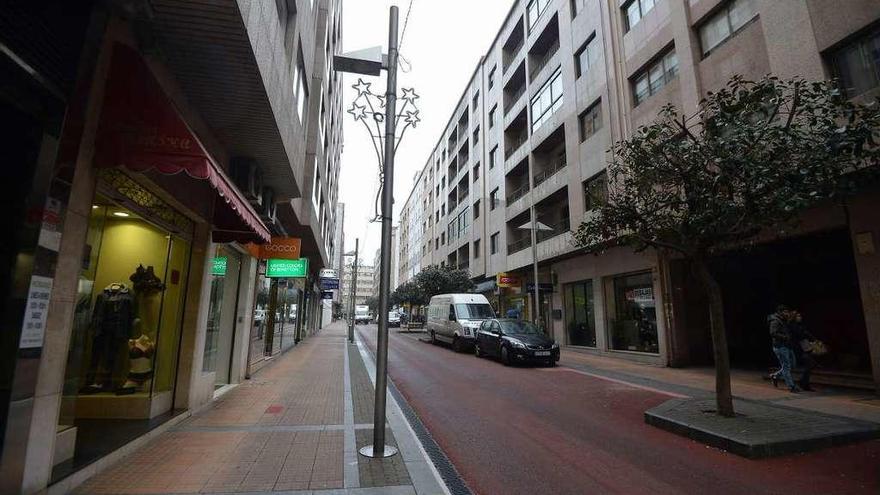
[212,256,228,276]
[266,258,308,278]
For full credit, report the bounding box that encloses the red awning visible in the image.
[94,43,270,244]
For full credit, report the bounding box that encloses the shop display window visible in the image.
[563,280,596,347]
[58,193,192,422]
[203,246,243,386]
[606,271,659,353]
[249,268,301,370]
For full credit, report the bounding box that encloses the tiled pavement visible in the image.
[75,323,446,495]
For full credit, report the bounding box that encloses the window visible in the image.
[473,162,480,181]
[474,199,481,219]
[583,172,607,210]
[527,0,552,31]
[448,221,456,242]
[489,146,498,169]
[436,238,439,249]
[632,49,678,106]
[570,0,585,17]
[830,24,880,98]
[293,45,308,124]
[624,0,657,31]
[530,68,564,132]
[578,100,602,142]
[575,35,600,78]
[442,203,446,216]
[488,66,497,89]
[489,188,499,210]
[607,271,658,353]
[474,239,481,258]
[441,232,446,245]
[472,91,480,110]
[489,105,497,128]
[699,0,758,56]
[490,232,500,254]
[473,126,480,145]
[564,280,596,346]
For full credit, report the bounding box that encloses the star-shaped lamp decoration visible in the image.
[347,102,367,121]
[403,110,421,128]
[352,78,372,97]
[401,88,419,105]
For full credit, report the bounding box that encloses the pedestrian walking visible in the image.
[789,310,826,391]
[768,305,799,393]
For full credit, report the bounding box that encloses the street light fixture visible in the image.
[334,6,420,459]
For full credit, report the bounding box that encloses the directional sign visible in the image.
[320,278,340,290]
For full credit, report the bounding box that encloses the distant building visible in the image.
[342,262,375,309]
[372,226,399,298]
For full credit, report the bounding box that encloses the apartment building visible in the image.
[342,263,376,309]
[396,0,880,389]
[331,202,346,306]
[0,0,344,492]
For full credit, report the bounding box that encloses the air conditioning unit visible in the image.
[260,186,277,226]
[231,157,263,207]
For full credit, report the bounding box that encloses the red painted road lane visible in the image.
[358,327,880,495]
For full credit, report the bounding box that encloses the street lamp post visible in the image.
[517,216,553,329]
[345,238,359,344]
[334,6,420,459]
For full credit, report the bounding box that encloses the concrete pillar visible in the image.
[848,191,880,391]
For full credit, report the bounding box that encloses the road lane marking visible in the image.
[540,367,690,399]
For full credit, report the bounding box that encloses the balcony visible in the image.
[502,20,525,75]
[536,217,570,243]
[533,158,566,187]
[529,40,559,80]
[507,236,530,254]
[505,183,530,206]
[504,84,526,115]
[505,132,528,160]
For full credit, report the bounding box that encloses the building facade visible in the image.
[331,202,346,310]
[0,0,344,493]
[373,226,399,299]
[395,0,880,389]
[342,262,376,309]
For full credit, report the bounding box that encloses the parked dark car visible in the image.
[475,318,559,366]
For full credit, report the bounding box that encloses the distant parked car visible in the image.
[475,319,559,366]
[388,312,401,327]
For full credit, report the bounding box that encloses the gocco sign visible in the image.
[259,237,301,260]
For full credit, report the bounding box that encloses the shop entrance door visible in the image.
[204,246,243,387]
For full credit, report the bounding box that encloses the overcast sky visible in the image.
[338,0,514,264]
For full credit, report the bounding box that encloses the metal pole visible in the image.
[530,203,540,328]
[348,238,358,343]
[361,5,398,459]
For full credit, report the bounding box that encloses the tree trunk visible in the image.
[693,256,735,417]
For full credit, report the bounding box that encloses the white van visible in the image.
[427,294,495,352]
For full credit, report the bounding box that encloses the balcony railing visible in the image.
[507,237,531,254]
[505,133,528,159]
[503,84,526,115]
[533,159,567,187]
[529,40,560,80]
[536,217,570,243]
[502,39,524,74]
[505,183,530,206]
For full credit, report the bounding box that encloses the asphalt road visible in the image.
[357,325,880,495]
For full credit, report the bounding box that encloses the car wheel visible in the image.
[500,346,511,366]
[452,336,463,353]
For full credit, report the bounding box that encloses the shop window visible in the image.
[563,280,596,347]
[59,188,193,442]
[203,246,243,386]
[606,271,659,353]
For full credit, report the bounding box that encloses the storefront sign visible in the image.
[319,268,338,279]
[321,290,334,299]
[497,273,521,288]
[19,275,54,349]
[258,237,302,260]
[212,256,228,276]
[526,283,554,293]
[266,258,308,278]
[320,278,340,290]
[625,287,654,303]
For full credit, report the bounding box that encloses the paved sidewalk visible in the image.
[559,348,880,424]
[75,322,447,494]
